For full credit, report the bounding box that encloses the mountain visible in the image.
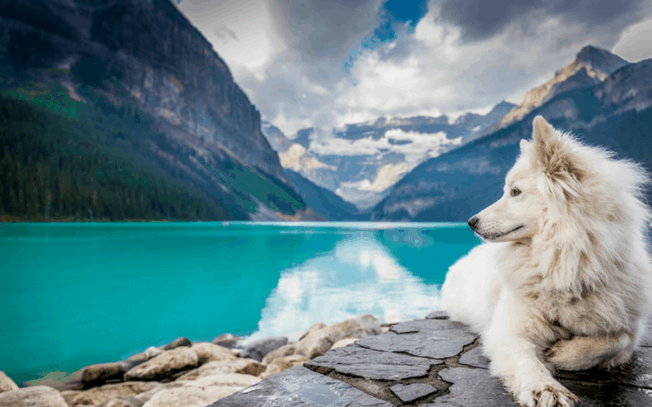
[262,101,515,210]
[499,45,629,127]
[284,170,367,221]
[370,50,652,222]
[0,0,317,221]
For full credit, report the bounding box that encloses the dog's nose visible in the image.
[468,216,479,229]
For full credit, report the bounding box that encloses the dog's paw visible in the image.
[544,339,593,371]
[518,382,579,407]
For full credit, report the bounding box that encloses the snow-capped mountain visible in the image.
[262,100,515,212]
[371,48,652,222]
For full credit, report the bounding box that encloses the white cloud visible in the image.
[612,17,652,62]
[177,0,652,139]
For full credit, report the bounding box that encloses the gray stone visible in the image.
[554,346,652,388]
[0,385,68,407]
[162,337,192,351]
[424,368,519,407]
[458,346,490,369]
[559,379,652,406]
[208,366,393,407]
[212,334,242,349]
[241,336,289,362]
[306,345,443,380]
[425,310,449,320]
[390,318,465,334]
[124,347,199,381]
[356,321,476,360]
[82,361,133,387]
[99,396,144,407]
[639,322,652,347]
[390,383,438,403]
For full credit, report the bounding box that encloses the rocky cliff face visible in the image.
[371,51,652,222]
[0,0,310,220]
[499,46,629,127]
[0,0,283,180]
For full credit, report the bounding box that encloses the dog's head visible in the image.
[469,115,589,242]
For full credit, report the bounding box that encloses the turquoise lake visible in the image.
[0,221,480,387]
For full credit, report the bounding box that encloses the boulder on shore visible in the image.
[125,348,199,382]
[240,336,288,362]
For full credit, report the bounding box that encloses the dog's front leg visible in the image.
[483,291,579,407]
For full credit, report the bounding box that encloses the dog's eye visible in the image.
[510,188,522,197]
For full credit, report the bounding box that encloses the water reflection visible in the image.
[248,231,451,341]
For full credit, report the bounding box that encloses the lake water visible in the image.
[0,221,480,387]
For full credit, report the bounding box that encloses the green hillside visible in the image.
[0,78,305,221]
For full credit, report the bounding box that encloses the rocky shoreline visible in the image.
[0,314,388,407]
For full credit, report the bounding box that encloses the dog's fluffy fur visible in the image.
[441,116,652,407]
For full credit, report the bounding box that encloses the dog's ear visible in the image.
[532,115,587,200]
[533,116,566,176]
[520,139,530,154]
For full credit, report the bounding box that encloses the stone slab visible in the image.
[560,379,652,406]
[390,383,438,403]
[208,366,393,407]
[305,345,443,380]
[554,346,652,388]
[424,367,519,407]
[389,319,465,334]
[425,310,449,320]
[639,322,652,347]
[355,320,476,360]
[458,346,490,369]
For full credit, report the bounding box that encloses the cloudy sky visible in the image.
[176,0,652,138]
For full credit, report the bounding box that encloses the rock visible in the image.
[60,390,82,406]
[190,342,236,364]
[425,310,449,320]
[298,322,327,341]
[133,384,166,404]
[175,361,235,381]
[264,315,381,364]
[390,383,438,403]
[162,337,192,351]
[240,336,288,362]
[207,366,393,407]
[82,361,132,387]
[306,345,443,380]
[69,382,159,407]
[260,355,310,379]
[124,348,199,382]
[261,344,297,365]
[0,371,18,393]
[100,396,145,407]
[459,346,490,369]
[424,368,519,407]
[356,319,477,359]
[0,385,68,407]
[212,334,242,349]
[331,338,359,350]
[143,374,260,407]
[144,347,163,360]
[177,359,265,381]
[126,352,149,365]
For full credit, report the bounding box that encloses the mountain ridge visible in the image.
[370,49,652,222]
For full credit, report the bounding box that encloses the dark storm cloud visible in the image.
[436,0,651,43]
[268,0,382,58]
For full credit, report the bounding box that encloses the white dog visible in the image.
[441,116,652,407]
